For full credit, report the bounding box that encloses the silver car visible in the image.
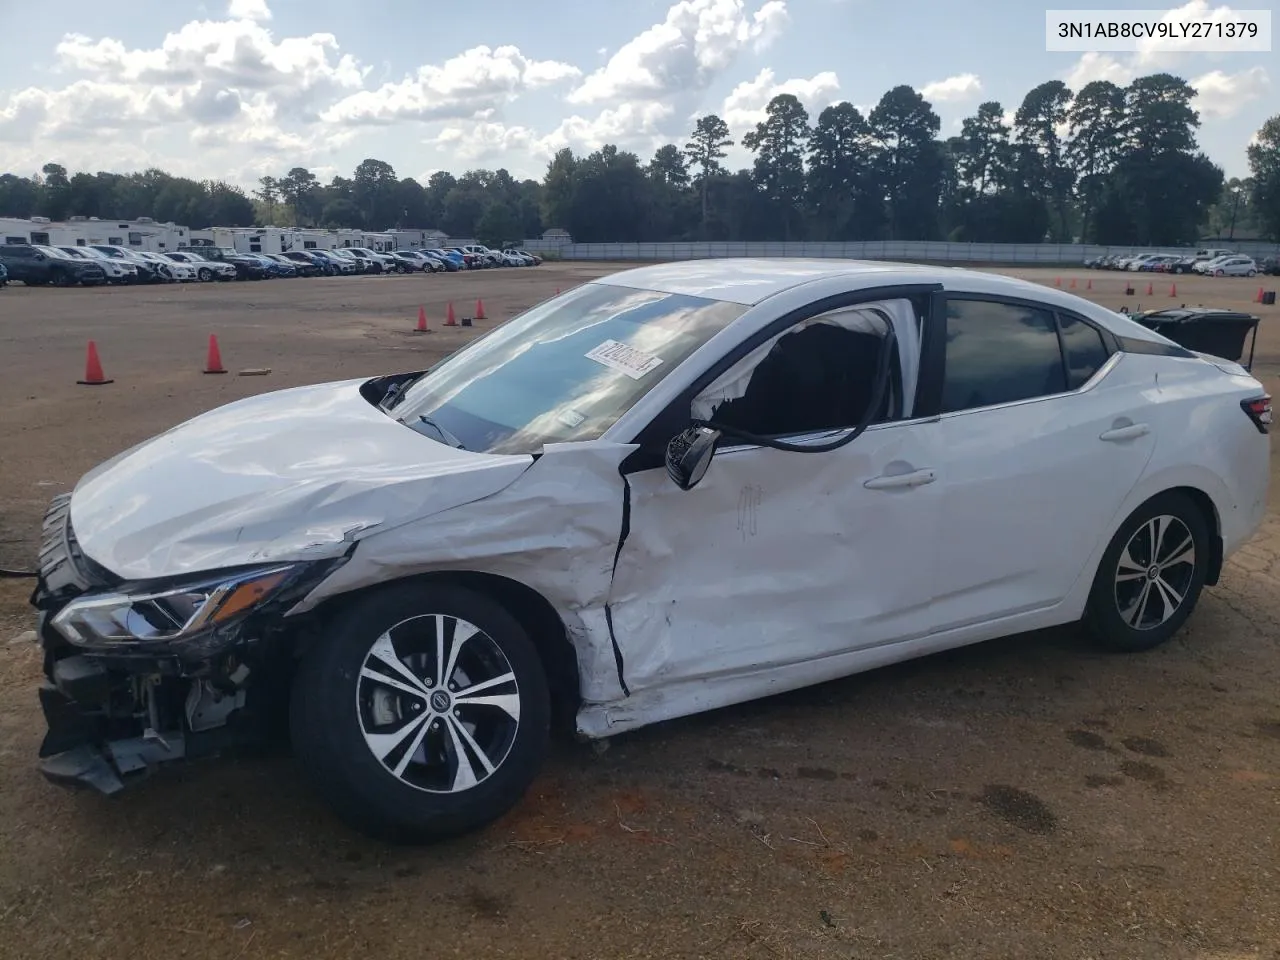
[1205,256,1258,278]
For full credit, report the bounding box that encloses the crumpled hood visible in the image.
[70,378,535,581]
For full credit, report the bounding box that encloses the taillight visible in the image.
[1241,395,1272,434]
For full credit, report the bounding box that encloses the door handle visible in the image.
[864,469,936,490]
[1100,423,1150,442]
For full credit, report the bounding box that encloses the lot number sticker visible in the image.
[585,339,664,380]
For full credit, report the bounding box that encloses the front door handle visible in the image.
[1100,423,1151,442]
[864,468,936,490]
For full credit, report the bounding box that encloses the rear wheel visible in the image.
[1084,492,1209,652]
[198,268,213,282]
[290,582,551,844]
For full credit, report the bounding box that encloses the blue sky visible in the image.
[0,0,1271,189]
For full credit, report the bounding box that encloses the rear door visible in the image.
[925,293,1156,630]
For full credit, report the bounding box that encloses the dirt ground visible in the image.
[2,262,1280,960]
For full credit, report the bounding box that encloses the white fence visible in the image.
[520,239,1280,264]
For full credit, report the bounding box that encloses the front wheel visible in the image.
[198,268,213,282]
[290,582,551,844]
[1247,270,1256,277]
[1083,492,1209,652]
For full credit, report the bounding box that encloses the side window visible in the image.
[1057,313,1112,389]
[699,311,901,440]
[941,299,1065,413]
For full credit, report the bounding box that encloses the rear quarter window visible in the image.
[1057,314,1113,389]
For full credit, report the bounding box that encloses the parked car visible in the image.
[246,253,296,278]
[1204,256,1259,278]
[0,260,8,287]
[175,245,268,281]
[166,250,237,282]
[89,245,164,284]
[447,247,482,269]
[505,248,542,265]
[56,246,137,284]
[1260,256,1280,277]
[326,249,367,273]
[386,251,428,273]
[345,247,396,273]
[282,251,333,276]
[134,251,196,282]
[498,251,528,267]
[27,259,1272,843]
[426,249,464,271]
[267,253,319,278]
[308,250,356,275]
[0,244,107,286]
[393,250,438,272]
[1139,255,1179,272]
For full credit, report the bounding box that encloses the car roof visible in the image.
[590,257,1178,342]
[590,257,1093,307]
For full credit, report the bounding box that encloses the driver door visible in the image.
[605,296,942,702]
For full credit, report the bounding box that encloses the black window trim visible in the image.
[931,292,1163,418]
[620,283,945,475]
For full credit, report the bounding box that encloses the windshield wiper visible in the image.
[414,415,467,449]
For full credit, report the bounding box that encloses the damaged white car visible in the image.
[30,259,1270,843]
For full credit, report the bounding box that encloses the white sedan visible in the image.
[29,259,1270,843]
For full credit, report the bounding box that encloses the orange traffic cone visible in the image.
[203,334,226,374]
[1086,278,1093,291]
[1258,287,1266,304]
[1069,278,1077,289]
[445,302,457,326]
[1146,282,1154,296]
[413,305,431,334]
[1169,283,1177,297]
[1054,277,1062,288]
[474,298,487,320]
[555,287,561,295]
[77,340,113,385]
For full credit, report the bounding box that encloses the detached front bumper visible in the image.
[30,495,310,795]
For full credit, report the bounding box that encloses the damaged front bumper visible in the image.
[31,494,334,794]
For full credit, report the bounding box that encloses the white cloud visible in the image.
[721,67,840,133]
[1063,52,1135,89]
[1191,66,1270,119]
[54,21,368,114]
[433,121,543,164]
[920,73,982,103]
[227,0,272,21]
[321,44,579,124]
[545,101,677,153]
[568,0,788,105]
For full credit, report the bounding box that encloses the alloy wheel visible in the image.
[356,614,521,794]
[1113,514,1196,630]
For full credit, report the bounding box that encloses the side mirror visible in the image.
[665,425,721,491]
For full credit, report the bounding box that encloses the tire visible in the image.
[51,269,73,287]
[1247,270,1256,278]
[290,581,552,844]
[1215,270,1224,277]
[198,268,213,282]
[1083,491,1209,652]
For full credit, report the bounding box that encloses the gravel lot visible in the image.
[2,263,1279,960]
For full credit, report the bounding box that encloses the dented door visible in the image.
[605,418,942,705]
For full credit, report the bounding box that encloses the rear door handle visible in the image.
[1100,423,1151,442]
[864,469,936,490]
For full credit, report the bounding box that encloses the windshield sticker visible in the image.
[557,408,587,429]
[584,339,664,380]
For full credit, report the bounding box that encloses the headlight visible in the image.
[50,564,300,651]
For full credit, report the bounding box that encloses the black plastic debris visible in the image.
[1128,306,1262,370]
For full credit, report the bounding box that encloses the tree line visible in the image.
[1,73,1277,247]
